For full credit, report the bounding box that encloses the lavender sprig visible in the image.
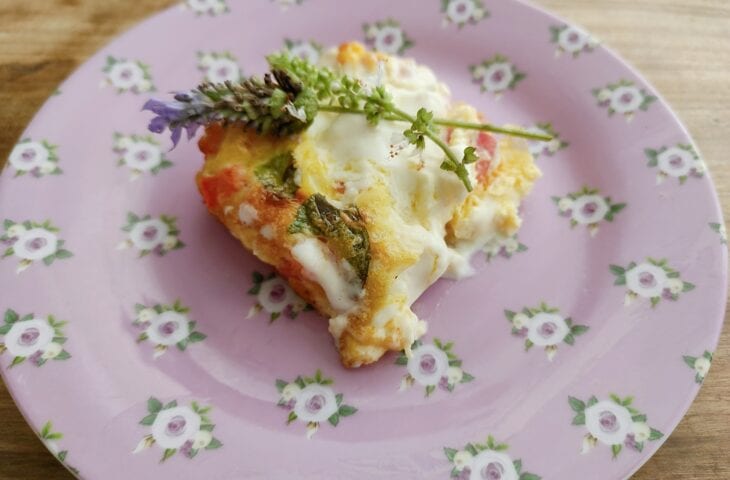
[143,52,551,191]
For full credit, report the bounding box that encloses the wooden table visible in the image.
[0,1,728,478]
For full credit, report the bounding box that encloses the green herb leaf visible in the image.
[255,152,299,197]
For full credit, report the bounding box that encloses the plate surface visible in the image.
[0,1,726,479]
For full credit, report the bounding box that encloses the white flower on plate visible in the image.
[446,0,476,24]
[13,228,58,261]
[281,383,302,402]
[558,26,589,53]
[481,63,514,93]
[191,430,213,450]
[609,86,643,114]
[185,0,228,15]
[202,56,240,84]
[666,278,684,295]
[584,400,632,446]
[107,61,145,91]
[512,313,529,329]
[39,162,57,175]
[571,195,609,225]
[257,277,298,313]
[503,237,519,254]
[288,42,320,64]
[137,308,157,324]
[293,384,338,423]
[40,342,64,360]
[625,263,668,298]
[129,219,169,251]
[124,141,162,171]
[694,356,711,377]
[373,26,405,55]
[526,312,569,347]
[469,450,519,480]
[7,224,27,238]
[4,318,54,357]
[145,311,190,346]
[558,197,574,213]
[446,366,463,385]
[656,147,696,178]
[631,422,651,443]
[596,88,612,102]
[162,235,179,251]
[526,127,550,156]
[9,141,49,172]
[453,450,473,471]
[151,406,201,449]
[406,344,449,386]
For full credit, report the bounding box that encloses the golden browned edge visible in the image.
[0,1,728,478]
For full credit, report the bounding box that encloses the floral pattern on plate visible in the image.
[1,219,73,273]
[133,301,206,358]
[0,309,71,368]
[275,370,357,439]
[396,339,474,396]
[470,55,526,98]
[8,139,62,178]
[39,422,80,476]
[183,0,229,16]
[113,133,172,180]
[247,271,309,322]
[552,187,626,237]
[610,258,695,307]
[363,19,414,55]
[444,435,541,480]
[440,0,489,29]
[569,394,664,458]
[283,39,323,64]
[645,144,705,185]
[683,350,713,384]
[134,398,222,461]
[505,303,588,360]
[709,222,727,245]
[483,234,527,262]
[526,123,568,158]
[549,25,599,58]
[593,80,656,121]
[118,213,185,257]
[101,56,155,94]
[197,51,242,84]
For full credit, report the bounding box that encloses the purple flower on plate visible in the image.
[102,56,154,94]
[183,0,229,16]
[440,0,489,29]
[610,258,694,307]
[550,25,599,58]
[118,212,184,257]
[0,309,71,368]
[592,80,656,121]
[569,394,663,458]
[444,435,540,479]
[8,139,61,178]
[247,271,309,322]
[470,55,526,98]
[552,186,626,237]
[483,234,528,262]
[134,398,222,461]
[505,303,588,360]
[113,133,172,179]
[396,338,474,396]
[363,19,414,55]
[645,144,705,185]
[275,370,357,439]
[133,301,206,358]
[1,220,72,274]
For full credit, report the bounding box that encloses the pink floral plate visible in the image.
[0,1,726,479]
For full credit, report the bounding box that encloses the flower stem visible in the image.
[317,105,552,141]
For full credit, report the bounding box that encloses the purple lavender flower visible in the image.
[142,95,203,148]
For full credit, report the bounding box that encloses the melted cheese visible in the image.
[290,47,541,358]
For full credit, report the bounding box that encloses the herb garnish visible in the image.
[143,52,551,191]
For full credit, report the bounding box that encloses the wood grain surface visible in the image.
[0,1,728,478]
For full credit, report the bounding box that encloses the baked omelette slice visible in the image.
[193,42,540,368]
